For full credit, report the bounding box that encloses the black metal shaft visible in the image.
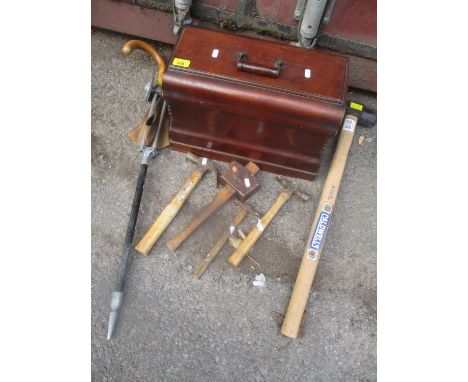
[116,162,148,291]
[107,162,148,340]
[107,97,166,340]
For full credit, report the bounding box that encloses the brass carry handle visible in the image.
[122,40,166,85]
[236,53,283,78]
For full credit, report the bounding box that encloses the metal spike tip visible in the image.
[107,291,123,340]
[107,311,118,340]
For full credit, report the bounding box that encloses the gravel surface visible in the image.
[92,28,377,381]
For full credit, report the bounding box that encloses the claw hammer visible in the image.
[135,154,217,256]
[228,176,310,267]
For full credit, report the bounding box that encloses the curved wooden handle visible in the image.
[281,115,358,339]
[122,40,166,85]
[135,169,204,256]
[228,190,292,267]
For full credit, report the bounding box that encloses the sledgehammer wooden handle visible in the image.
[135,169,204,256]
[228,190,292,267]
[281,114,358,339]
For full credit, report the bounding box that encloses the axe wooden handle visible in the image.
[228,189,292,267]
[192,208,248,279]
[281,114,358,339]
[167,162,259,251]
[135,168,205,256]
[122,40,166,85]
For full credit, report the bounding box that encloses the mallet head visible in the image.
[220,161,260,201]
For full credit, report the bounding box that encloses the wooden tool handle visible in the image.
[228,190,292,267]
[281,114,358,339]
[167,185,235,251]
[167,162,260,251]
[122,40,166,85]
[192,208,248,279]
[135,169,204,256]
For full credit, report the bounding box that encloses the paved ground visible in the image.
[91,28,377,381]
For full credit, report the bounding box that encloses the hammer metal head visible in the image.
[275,176,310,201]
[235,200,261,218]
[185,153,217,184]
[220,161,260,201]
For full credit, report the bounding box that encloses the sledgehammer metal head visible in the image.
[346,101,377,128]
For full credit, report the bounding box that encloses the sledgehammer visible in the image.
[281,102,376,339]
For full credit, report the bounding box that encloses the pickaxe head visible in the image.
[185,153,218,185]
[275,176,310,201]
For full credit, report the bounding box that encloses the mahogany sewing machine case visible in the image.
[163,26,349,180]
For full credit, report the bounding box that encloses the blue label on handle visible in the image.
[307,210,331,260]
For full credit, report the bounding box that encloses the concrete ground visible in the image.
[92,28,377,381]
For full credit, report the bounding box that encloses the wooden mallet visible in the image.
[167,161,260,251]
[281,106,370,339]
[135,153,216,256]
[228,176,310,267]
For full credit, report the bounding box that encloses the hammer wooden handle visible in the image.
[192,208,248,279]
[281,115,357,339]
[135,169,204,256]
[167,162,260,251]
[122,40,166,85]
[228,190,292,267]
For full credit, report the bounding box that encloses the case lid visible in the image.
[167,26,348,105]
